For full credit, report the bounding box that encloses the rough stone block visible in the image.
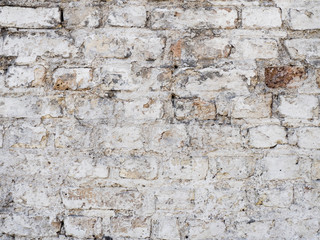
[64,216,101,238]
[297,127,320,149]
[61,188,143,210]
[277,95,318,119]
[188,220,226,239]
[242,7,282,29]
[53,68,93,90]
[265,66,306,88]
[111,216,150,238]
[5,66,46,88]
[289,8,320,30]
[150,7,237,29]
[231,94,272,119]
[152,216,180,240]
[0,7,60,28]
[263,156,302,180]
[285,39,320,60]
[249,125,287,148]
[108,5,146,27]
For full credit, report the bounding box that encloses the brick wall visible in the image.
[0,0,320,239]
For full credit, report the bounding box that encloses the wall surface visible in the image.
[0,0,320,239]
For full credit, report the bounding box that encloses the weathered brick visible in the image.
[64,216,101,238]
[61,187,143,210]
[108,5,146,27]
[285,39,320,60]
[0,214,60,237]
[68,158,109,179]
[155,187,194,211]
[174,98,216,121]
[187,220,226,239]
[249,125,287,148]
[289,8,320,30]
[242,7,282,29]
[111,216,150,238]
[297,127,320,149]
[119,154,158,180]
[0,96,63,118]
[1,32,77,63]
[163,155,208,180]
[0,7,60,28]
[152,216,180,240]
[8,123,47,149]
[5,66,46,88]
[150,7,237,30]
[263,156,302,180]
[80,29,164,60]
[64,4,100,28]
[231,94,272,119]
[210,155,255,179]
[53,68,93,90]
[265,66,306,88]
[277,95,318,119]
[230,38,279,59]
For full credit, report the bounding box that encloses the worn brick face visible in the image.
[1,0,320,239]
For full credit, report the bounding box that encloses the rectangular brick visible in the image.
[150,7,237,29]
[111,216,150,238]
[155,187,195,211]
[61,187,143,210]
[277,95,318,119]
[53,68,93,90]
[297,127,320,149]
[0,7,60,28]
[152,216,180,240]
[231,94,272,119]
[8,123,47,149]
[187,220,226,239]
[107,5,146,27]
[230,38,279,59]
[64,4,100,28]
[0,96,63,118]
[79,29,164,61]
[242,7,282,29]
[263,156,303,180]
[64,216,101,238]
[285,39,320,60]
[163,155,208,180]
[289,8,320,30]
[249,125,287,148]
[1,32,77,63]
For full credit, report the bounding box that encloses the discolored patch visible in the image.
[53,73,76,90]
[265,66,306,88]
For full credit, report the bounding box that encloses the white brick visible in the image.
[53,68,93,90]
[263,156,301,180]
[68,159,109,179]
[289,8,320,30]
[277,95,318,119]
[243,8,282,29]
[285,39,320,60]
[0,96,63,118]
[61,188,143,210]
[64,216,101,238]
[188,220,226,239]
[1,33,76,63]
[152,216,180,240]
[119,155,158,180]
[155,187,194,211]
[111,216,150,238]
[0,7,60,28]
[211,156,255,179]
[231,38,279,59]
[108,5,146,27]
[232,94,272,119]
[8,123,47,149]
[297,127,320,149]
[64,4,100,28]
[150,7,237,29]
[163,155,208,180]
[249,125,287,148]
[5,66,45,88]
